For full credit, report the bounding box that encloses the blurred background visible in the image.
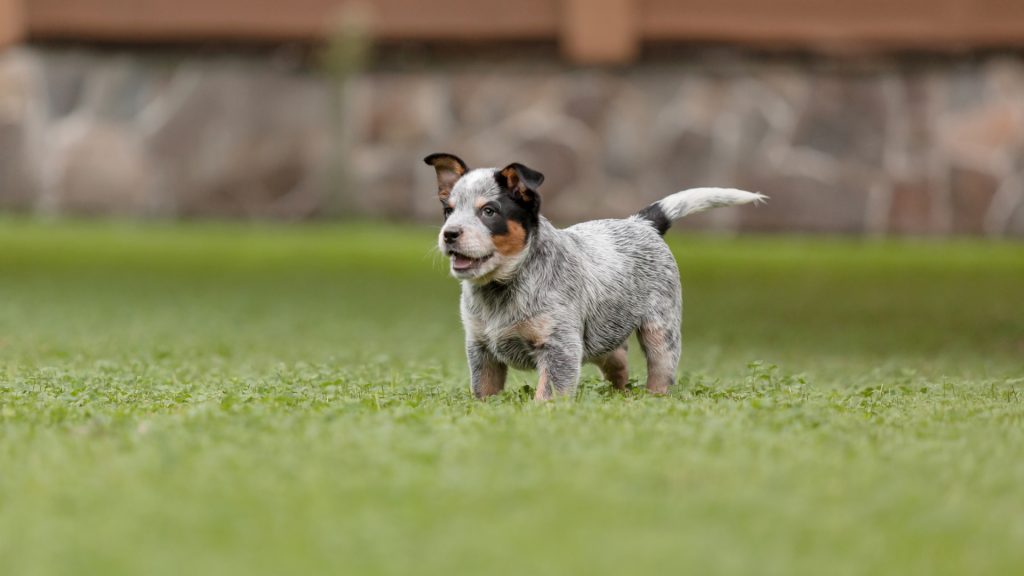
[1,0,1023,235]
[1,5,1022,575]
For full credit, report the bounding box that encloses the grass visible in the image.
[0,219,1022,576]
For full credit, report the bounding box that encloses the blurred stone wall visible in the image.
[2,45,1023,235]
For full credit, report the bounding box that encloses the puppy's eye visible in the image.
[481,207,497,218]
[443,207,454,218]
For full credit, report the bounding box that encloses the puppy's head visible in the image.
[424,153,544,283]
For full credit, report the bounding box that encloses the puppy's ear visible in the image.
[423,153,468,202]
[498,162,544,209]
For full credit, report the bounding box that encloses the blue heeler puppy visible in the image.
[424,153,766,400]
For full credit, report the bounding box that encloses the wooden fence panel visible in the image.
[0,0,23,46]
[16,0,1024,59]
[25,0,559,41]
[562,0,637,64]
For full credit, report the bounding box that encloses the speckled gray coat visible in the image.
[424,153,765,400]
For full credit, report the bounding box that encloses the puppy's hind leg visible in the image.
[593,345,630,391]
[637,322,680,395]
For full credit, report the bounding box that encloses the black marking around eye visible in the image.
[480,205,509,236]
[478,194,538,241]
[491,171,539,240]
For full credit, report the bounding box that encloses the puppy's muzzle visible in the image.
[443,227,462,244]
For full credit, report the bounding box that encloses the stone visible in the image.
[949,166,1000,234]
[888,180,934,235]
[791,75,887,169]
[603,84,651,180]
[563,72,618,131]
[0,52,38,210]
[734,107,773,164]
[940,99,1024,169]
[55,120,151,215]
[351,148,418,219]
[0,46,1023,236]
[363,74,449,146]
[506,136,582,220]
[1008,201,1024,237]
[142,64,332,218]
[752,64,811,111]
[38,49,87,118]
[946,64,988,111]
[0,123,35,211]
[658,130,715,190]
[897,72,938,181]
[84,55,154,122]
[736,169,868,233]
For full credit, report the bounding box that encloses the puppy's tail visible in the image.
[634,187,767,235]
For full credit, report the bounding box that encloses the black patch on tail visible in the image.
[636,202,670,235]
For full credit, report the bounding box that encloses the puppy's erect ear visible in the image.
[423,153,468,202]
[498,162,544,209]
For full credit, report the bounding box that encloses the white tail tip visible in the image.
[658,187,767,220]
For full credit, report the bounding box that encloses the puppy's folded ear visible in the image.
[423,153,468,201]
[498,162,544,209]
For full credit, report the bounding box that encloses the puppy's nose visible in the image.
[443,228,462,243]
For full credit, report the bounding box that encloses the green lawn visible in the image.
[1,219,1022,576]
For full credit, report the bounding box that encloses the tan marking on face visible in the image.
[492,220,527,256]
[535,368,550,401]
[474,198,487,210]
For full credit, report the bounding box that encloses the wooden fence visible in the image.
[3,0,1024,62]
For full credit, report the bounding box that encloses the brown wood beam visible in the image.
[0,0,23,47]
[640,0,1024,50]
[24,0,559,42]
[15,0,1024,56]
[561,0,637,64]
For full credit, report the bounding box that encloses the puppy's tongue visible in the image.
[452,254,476,270]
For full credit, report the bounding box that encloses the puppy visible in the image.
[424,153,765,400]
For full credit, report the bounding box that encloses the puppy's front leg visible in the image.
[468,342,507,399]
[534,336,583,401]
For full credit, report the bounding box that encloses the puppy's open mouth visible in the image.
[448,250,493,272]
